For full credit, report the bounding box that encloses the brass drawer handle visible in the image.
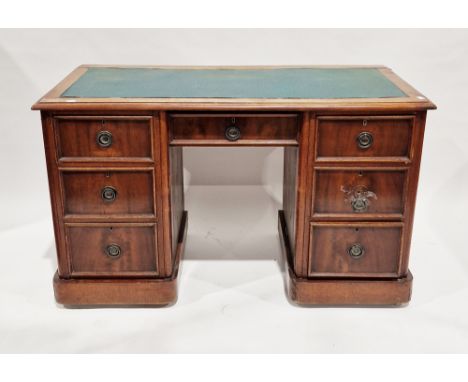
[225,125,241,141]
[342,184,377,213]
[356,131,373,149]
[105,243,122,258]
[351,195,369,212]
[97,130,113,148]
[348,243,364,258]
[101,186,117,202]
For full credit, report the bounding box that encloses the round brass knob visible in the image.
[101,186,117,202]
[356,131,373,149]
[225,125,241,141]
[97,130,113,148]
[348,243,364,258]
[106,244,121,258]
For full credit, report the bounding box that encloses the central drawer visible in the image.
[61,169,155,218]
[169,113,299,145]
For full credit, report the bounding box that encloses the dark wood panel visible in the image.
[41,112,72,277]
[308,222,403,277]
[283,147,298,254]
[398,112,428,275]
[61,170,155,217]
[170,146,185,260]
[169,113,298,144]
[296,113,313,276]
[66,223,158,277]
[53,272,177,306]
[316,116,413,160]
[313,168,407,217]
[158,111,175,277]
[55,116,153,160]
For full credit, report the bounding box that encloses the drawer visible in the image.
[308,222,403,277]
[313,169,406,218]
[61,170,155,217]
[54,116,153,161]
[66,223,158,277]
[315,116,413,160]
[169,113,298,145]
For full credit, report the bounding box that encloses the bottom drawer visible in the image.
[308,222,403,278]
[65,223,158,277]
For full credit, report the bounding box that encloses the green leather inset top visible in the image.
[61,67,407,99]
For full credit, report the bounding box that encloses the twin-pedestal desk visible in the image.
[32,66,435,307]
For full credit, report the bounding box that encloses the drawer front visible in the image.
[169,113,298,144]
[316,116,413,160]
[62,170,155,217]
[313,169,406,217]
[66,224,158,277]
[308,223,403,277]
[55,116,153,160]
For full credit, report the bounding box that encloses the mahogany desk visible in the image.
[32,66,436,306]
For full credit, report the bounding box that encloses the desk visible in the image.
[32,66,436,306]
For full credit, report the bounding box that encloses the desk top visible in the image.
[32,65,435,111]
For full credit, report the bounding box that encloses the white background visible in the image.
[0,29,467,353]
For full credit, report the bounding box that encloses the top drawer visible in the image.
[315,116,413,161]
[169,113,299,145]
[54,116,154,161]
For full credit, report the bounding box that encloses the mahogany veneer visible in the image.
[54,116,154,161]
[169,113,299,146]
[32,65,435,307]
[62,170,155,217]
[315,116,413,161]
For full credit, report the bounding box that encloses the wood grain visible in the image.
[53,272,176,306]
[398,111,428,275]
[61,169,155,217]
[283,146,298,254]
[316,116,413,161]
[288,270,413,306]
[312,168,407,217]
[158,111,175,277]
[66,223,158,277]
[170,146,185,262]
[169,113,298,145]
[308,222,403,277]
[41,112,72,277]
[54,116,153,161]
